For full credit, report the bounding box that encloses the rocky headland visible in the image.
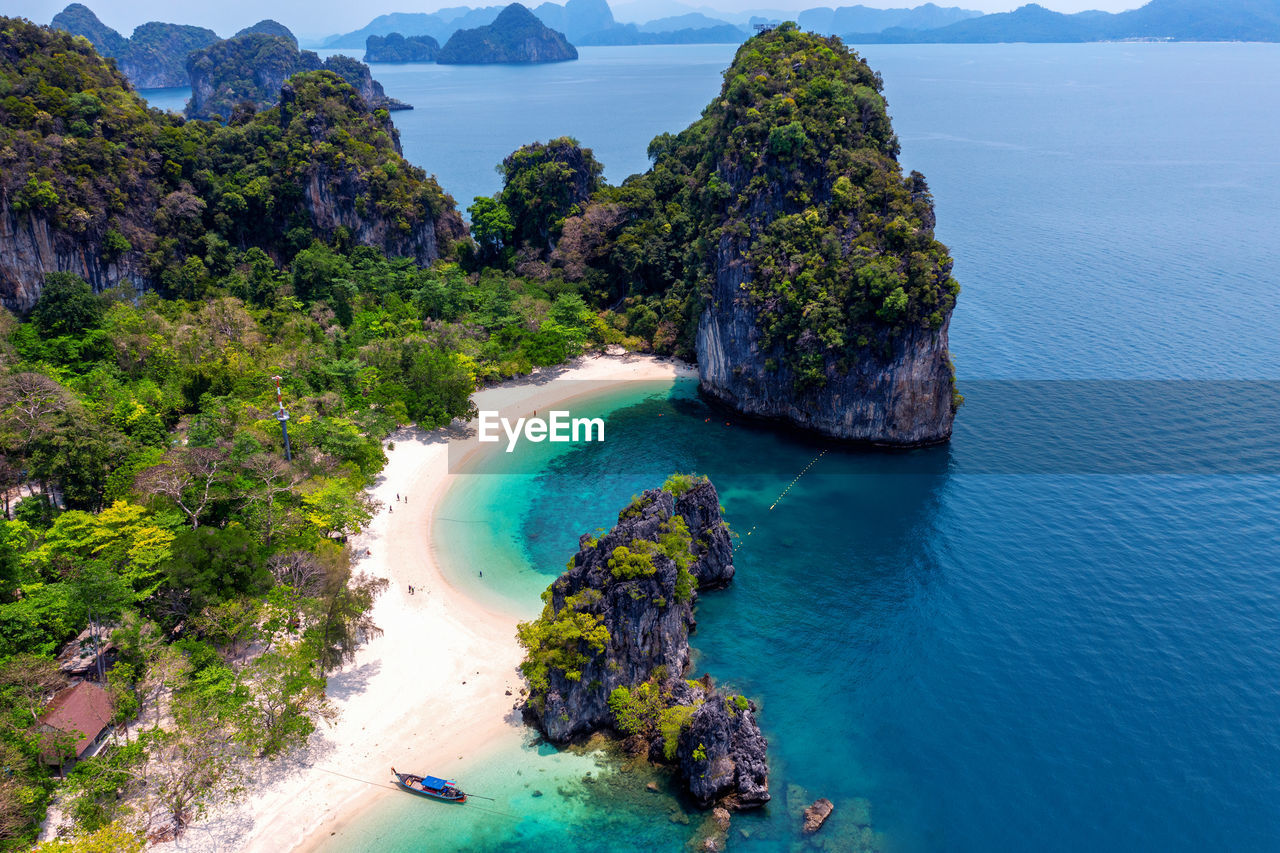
[438,3,578,64]
[0,19,461,311]
[550,25,962,444]
[517,475,769,814]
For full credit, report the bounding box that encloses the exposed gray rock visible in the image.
[529,479,733,741]
[520,477,766,810]
[698,234,954,446]
[674,682,769,809]
[0,203,146,313]
[803,797,835,834]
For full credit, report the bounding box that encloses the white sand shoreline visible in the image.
[156,352,695,853]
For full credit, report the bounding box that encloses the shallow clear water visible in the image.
[251,42,1280,852]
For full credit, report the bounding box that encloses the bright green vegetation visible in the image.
[517,591,610,701]
[661,472,706,498]
[607,682,703,760]
[468,137,604,267]
[607,545,656,580]
[550,24,959,384]
[0,19,622,849]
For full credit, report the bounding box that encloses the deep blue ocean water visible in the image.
[159,42,1280,852]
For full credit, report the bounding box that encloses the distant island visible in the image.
[320,0,1280,49]
[49,5,409,116]
[365,32,441,62]
[843,0,1280,43]
[50,3,218,88]
[438,4,579,64]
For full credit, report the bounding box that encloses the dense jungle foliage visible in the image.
[0,17,614,850]
[0,20,457,297]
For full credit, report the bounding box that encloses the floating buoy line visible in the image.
[739,448,828,546]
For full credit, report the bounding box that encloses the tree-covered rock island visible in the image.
[517,475,769,823]
[552,24,961,443]
[438,4,579,64]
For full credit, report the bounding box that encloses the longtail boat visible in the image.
[391,767,467,803]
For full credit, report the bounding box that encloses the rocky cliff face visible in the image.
[698,241,955,445]
[685,27,958,446]
[438,3,578,64]
[117,22,219,88]
[519,477,768,810]
[0,204,147,312]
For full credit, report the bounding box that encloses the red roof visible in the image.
[40,682,112,759]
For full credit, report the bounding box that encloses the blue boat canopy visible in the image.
[423,775,449,789]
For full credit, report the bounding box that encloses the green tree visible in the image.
[467,196,514,266]
[163,524,269,613]
[31,273,104,337]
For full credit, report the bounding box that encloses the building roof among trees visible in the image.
[39,681,112,758]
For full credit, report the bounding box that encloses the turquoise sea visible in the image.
[144,42,1280,852]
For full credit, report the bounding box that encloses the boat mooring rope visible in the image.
[739,448,828,546]
[314,767,521,820]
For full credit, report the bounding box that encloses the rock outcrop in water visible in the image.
[552,24,961,444]
[518,475,768,810]
[365,33,441,62]
[438,4,578,64]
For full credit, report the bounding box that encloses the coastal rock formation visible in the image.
[518,475,767,810]
[185,35,410,120]
[551,25,961,444]
[0,20,460,310]
[803,797,835,833]
[365,33,441,62]
[51,3,219,88]
[697,305,955,446]
[438,4,578,64]
[689,27,960,445]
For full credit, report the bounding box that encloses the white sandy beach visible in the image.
[158,352,695,853]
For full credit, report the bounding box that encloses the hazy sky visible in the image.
[10,0,1149,42]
